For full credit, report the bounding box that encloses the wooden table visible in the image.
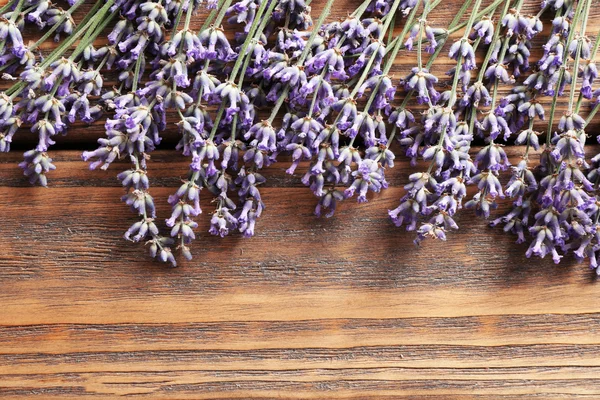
[2,0,600,398]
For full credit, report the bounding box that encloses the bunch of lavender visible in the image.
[529,0,596,264]
[82,0,216,266]
[491,0,600,269]
[5,0,600,272]
[1,0,117,186]
[279,0,454,218]
[464,0,543,221]
[487,0,571,244]
[389,0,497,242]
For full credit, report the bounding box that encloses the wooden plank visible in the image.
[2,0,600,397]
[1,148,600,397]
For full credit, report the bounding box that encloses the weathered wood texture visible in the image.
[3,0,600,398]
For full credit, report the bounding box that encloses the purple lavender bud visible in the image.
[474,143,510,171]
[485,63,514,84]
[472,17,494,43]
[315,189,344,218]
[581,61,598,99]
[19,150,56,186]
[348,40,385,77]
[404,67,439,104]
[448,39,476,70]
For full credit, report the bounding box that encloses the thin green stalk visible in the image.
[387,14,397,45]
[8,0,24,22]
[348,0,407,98]
[307,68,328,118]
[427,54,467,173]
[357,0,423,124]
[132,53,144,92]
[547,0,587,140]
[298,0,336,65]
[546,69,565,141]
[416,0,431,70]
[38,0,115,68]
[30,0,86,51]
[211,0,235,27]
[384,0,502,63]
[575,29,600,113]
[567,0,593,113]
[171,1,187,35]
[476,0,510,80]
[69,9,118,61]
[0,0,15,15]
[255,0,342,123]
[461,0,483,40]
[351,0,374,18]
[587,102,600,124]
[208,102,226,140]
[383,0,421,72]
[443,0,483,110]
[229,0,275,81]
[267,86,291,124]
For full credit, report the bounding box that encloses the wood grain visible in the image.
[2,0,600,398]
[2,146,600,398]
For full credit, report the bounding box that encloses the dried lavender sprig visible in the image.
[524,0,593,264]
[0,0,85,76]
[288,0,415,210]
[82,1,190,265]
[340,0,429,200]
[464,0,517,219]
[389,0,486,241]
[17,3,118,167]
[490,0,576,245]
[164,0,292,260]
[1,0,116,165]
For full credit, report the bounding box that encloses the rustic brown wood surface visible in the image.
[2,0,600,398]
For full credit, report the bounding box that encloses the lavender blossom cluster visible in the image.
[2,0,600,272]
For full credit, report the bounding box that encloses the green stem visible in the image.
[383,0,502,64]
[236,0,279,86]
[298,0,336,65]
[575,30,600,113]
[546,69,564,141]
[9,0,24,22]
[229,0,276,81]
[567,0,592,113]
[591,28,600,61]
[132,53,144,92]
[69,9,118,61]
[351,0,374,18]
[307,69,328,118]
[416,0,431,70]
[490,75,501,109]
[462,0,484,38]
[586,102,600,124]
[448,57,464,108]
[547,0,586,140]
[211,0,234,27]
[476,0,510,80]
[208,102,226,140]
[171,1,187,36]
[383,0,421,74]
[38,0,115,68]
[348,0,407,98]
[387,14,396,45]
[267,86,291,123]
[0,0,15,15]
[30,1,85,51]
